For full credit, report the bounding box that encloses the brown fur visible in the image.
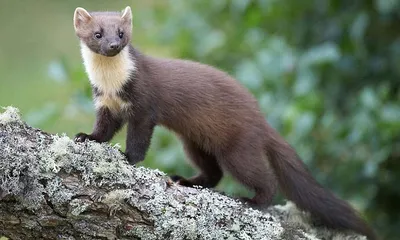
[73,7,377,240]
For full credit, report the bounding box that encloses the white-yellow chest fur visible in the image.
[80,43,135,113]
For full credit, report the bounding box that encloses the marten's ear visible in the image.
[121,6,132,25]
[74,7,92,31]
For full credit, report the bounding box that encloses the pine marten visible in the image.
[72,6,377,239]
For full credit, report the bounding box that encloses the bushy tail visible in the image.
[265,139,377,240]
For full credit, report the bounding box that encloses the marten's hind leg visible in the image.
[171,139,223,188]
[217,142,278,207]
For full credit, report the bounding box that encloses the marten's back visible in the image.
[139,54,267,150]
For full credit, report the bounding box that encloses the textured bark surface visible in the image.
[0,107,366,240]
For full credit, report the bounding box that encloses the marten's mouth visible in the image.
[101,50,121,57]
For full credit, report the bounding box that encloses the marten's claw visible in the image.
[170,175,194,187]
[74,132,91,143]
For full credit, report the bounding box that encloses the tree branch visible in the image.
[0,107,365,240]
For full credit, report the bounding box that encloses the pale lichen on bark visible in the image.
[0,106,366,240]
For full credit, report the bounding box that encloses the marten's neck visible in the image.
[80,43,136,95]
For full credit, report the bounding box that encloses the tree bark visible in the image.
[0,107,365,240]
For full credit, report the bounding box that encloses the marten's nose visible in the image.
[109,42,120,50]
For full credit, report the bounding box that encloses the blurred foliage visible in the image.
[1,0,399,239]
[149,0,399,238]
[145,1,400,239]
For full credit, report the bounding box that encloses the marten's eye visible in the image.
[94,33,102,39]
[119,32,124,39]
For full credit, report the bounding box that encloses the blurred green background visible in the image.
[0,0,399,239]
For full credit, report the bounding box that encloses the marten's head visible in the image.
[73,6,132,57]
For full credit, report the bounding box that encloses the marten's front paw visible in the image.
[170,175,184,182]
[170,175,194,187]
[74,132,92,143]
